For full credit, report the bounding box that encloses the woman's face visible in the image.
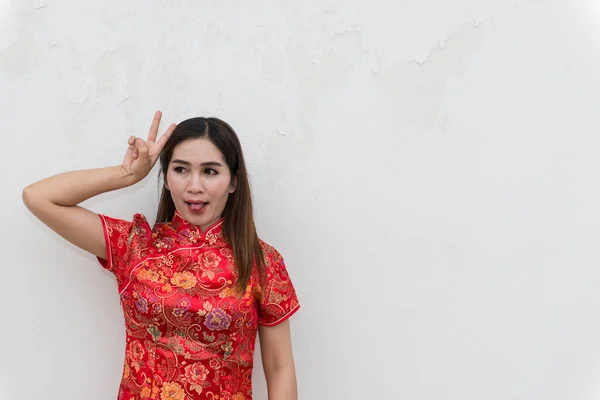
[165,138,236,232]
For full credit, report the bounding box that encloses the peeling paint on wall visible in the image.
[377,21,483,135]
[262,26,367,185]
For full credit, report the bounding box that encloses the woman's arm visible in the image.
[259,320,298,400]
[22,111,175,259]
[22,166,138,258]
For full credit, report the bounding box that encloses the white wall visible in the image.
[2,0,600,399]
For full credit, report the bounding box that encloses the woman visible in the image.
[22,111,300,400]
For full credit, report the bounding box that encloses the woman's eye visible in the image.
[205,168,217,175]
[174,166,186,173]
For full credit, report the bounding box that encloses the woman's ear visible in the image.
[229,176,237,193]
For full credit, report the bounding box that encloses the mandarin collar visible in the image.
[169,211,227,246]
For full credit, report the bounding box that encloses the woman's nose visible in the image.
[187,174,205,193]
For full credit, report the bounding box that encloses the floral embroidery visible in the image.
[127,341,145,372]
[204,308,232,331]
[96,211,300,399]
[137,268,160,282]
[222,341,233,359]
[200,252,221,269]
[135,296,148,313]
[185,363,209,394]
[172,296,192,318]
[170,271,197,289]
[161,382,185,400]
[147,325,161,342]
[140,386,151,398]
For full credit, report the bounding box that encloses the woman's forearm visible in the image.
[23,165,136,207]
[22,165,139,259]
[265,364,298,400]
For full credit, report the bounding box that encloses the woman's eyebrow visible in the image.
[171,159,223,167]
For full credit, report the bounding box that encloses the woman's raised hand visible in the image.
[121,111,176,182]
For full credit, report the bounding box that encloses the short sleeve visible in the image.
[258,244,301,326]
[97,213,151,285]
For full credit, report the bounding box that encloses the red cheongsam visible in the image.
[97,211,300,400]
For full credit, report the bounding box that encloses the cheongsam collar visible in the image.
[170,211,227,246]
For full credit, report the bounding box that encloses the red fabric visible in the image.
[97,212,300,400]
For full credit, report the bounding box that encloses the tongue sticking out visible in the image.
[188,202,206,212]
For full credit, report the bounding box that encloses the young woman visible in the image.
[22,111,301,400]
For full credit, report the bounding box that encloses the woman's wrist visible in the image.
[117,165,140,187]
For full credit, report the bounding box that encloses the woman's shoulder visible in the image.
[132,212,152,225]
[258,238,286,265]
[100,212,150,223]
[99,212,154,236]
[258,238,278,254]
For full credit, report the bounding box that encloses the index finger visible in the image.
[147,110,162,143]
[156,123,177,149]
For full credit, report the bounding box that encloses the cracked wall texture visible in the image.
[2,1,600,399]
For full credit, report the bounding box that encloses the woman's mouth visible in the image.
[185,201,207,213]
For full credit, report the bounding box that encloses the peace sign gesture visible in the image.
[121,111,176,183]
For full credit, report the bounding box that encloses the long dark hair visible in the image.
[155,117,265,291]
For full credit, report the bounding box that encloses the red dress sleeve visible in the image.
[258,244,301,326]
[97,213,152,288]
